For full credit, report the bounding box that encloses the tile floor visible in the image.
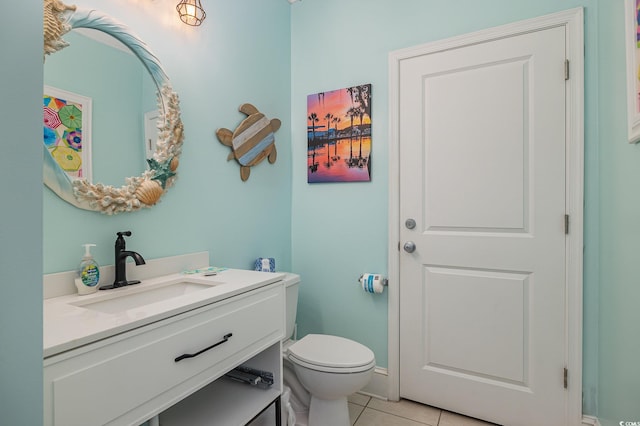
[249,393,498,426]
[347,394,498,426]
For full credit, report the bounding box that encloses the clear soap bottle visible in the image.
[76,244,101,295]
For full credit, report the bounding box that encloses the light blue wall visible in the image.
[0,1,43,424]
[289,0,613,419]
[43,0,293,275]
[596,2,640,425]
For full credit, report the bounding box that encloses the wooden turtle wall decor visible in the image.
[216,103,281,181]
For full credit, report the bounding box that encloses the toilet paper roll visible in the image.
[359,273,387,294]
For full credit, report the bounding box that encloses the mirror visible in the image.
[45,29,157,186]
[43,1,184,214]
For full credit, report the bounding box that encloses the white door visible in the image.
[399,26,567,426]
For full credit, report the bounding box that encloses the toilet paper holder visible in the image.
[358,273,388,294]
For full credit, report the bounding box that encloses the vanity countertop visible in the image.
[43,269,285,358]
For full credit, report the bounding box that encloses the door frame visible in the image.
[387,8,584,425]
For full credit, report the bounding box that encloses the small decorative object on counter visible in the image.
[254,258,275,272]
[216,103,281,181]
[182,266,228,275]
[76,244,100,295]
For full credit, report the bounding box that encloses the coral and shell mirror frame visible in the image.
[43,0,184,214]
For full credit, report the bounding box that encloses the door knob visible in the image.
[403,241,416,253]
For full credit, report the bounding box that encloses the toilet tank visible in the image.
[282,273,300,341]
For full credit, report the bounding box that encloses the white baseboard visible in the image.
[582,415,601,426]
[360,367,389,401]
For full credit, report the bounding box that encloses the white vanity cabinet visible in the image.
[43,282,284,426]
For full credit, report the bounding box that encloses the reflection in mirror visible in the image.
[45,29,158,186]
[43,1,184,215]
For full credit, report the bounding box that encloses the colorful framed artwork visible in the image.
[625,0,640,143]
[43,86,93,180]
[307,84,371,183]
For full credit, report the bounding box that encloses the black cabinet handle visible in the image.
[174,333,233,362]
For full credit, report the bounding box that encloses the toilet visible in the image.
[282,274,375,426]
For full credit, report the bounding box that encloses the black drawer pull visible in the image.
[174,333,233,362]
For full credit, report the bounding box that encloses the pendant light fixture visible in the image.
[176,0,206,26]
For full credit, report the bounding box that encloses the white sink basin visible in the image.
[71,280,220,314]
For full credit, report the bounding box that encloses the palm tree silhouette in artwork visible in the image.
[323,113,335,168]
[325,141,332,168]
[345,107,360,162]
[346,107,359,139]
[309,148,318,173]
[346,86,356,106]
[345,106,363,167]
[324,113,334,140]
[353,85,371,123]
[332,116,341,134]
[308,112,319,142]
[357,107,365,157]
[331,116,341,161]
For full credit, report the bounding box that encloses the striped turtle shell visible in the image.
[216,104,281,181]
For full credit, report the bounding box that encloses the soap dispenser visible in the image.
[76,244,101,295]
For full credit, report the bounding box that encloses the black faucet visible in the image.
[100,231,146,290]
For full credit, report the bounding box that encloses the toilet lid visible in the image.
[288,334,375,370]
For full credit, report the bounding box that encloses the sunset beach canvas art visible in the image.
[307,84,371,183]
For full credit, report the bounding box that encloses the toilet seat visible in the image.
[288,334,375,374]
